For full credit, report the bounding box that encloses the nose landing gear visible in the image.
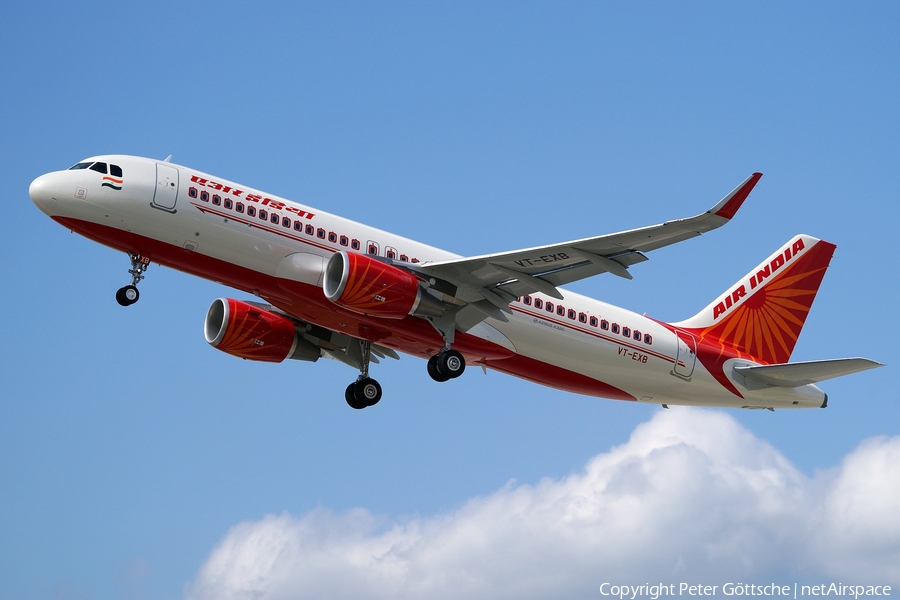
[116,252,148,306]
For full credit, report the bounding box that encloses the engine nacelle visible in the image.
[323,251,443,319]
[204,298,320,363]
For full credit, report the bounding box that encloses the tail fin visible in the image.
[672,234,836,365]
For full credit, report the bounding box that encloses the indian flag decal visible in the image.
[101,176,123,190]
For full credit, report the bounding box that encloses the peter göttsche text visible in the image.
[600,584,892,600]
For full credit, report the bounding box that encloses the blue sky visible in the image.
[1,2,897,598]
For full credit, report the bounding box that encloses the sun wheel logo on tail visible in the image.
[671,235,837,397]
[323,251,444,319]
[711,238,809,321]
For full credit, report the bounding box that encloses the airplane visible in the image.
[29,155,882,410]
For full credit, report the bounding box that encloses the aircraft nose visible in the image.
[29,173,58,215]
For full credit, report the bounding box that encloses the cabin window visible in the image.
[545,302,554,313]
[259,209,268,220]
[368,243,378,255]
[212,194,222,206]
[600,319,609,330]
[328,232,338,243]
[235,202,244,213]
[317,228,326,239]
[351,239,360,250]
[578,312,587,323]
[270,213,279,224]
[247,206,256,217]
[386,249,396,259]
[622,327,631,338]
[200,190,209,202]
[589,316,598,327]
[557,305,566,316]
[282,217,291,228]
[644,334,653,345]
[611,323,620,334]
[523,295,532,306]
[189,187,198,198]
[399,254,408,261]
[340,235,349,247]
[224,198,233,209]
[534,298,543,309]
[306,224,314,235]
[633,330,642,341]
[294,221,303,231]
[568,309,577,320]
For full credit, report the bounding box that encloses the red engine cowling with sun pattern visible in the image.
[204,298,319,362]
[323,251,443,319]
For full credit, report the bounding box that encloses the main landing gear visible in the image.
[344,346,466,409]
[116,252,148,307]
[345,339,383,410]
[423,313,466,383]
[342,342,465,409]
[427,348,466,382]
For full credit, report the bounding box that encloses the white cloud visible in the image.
[185,409,900,600]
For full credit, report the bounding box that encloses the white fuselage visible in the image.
[29,155,826,409]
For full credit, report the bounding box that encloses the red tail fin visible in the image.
[673,235,836,365]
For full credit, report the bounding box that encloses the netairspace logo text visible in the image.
[600,583,893,600]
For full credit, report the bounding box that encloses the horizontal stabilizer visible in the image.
[734,358,883,388]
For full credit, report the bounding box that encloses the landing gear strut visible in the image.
[116,252,148,307]
[345,339,383,410]
[425,312,466,383]
[427,348,466,382]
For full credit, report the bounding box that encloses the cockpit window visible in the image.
[110,164,123,177]
[89,162,108,174]
[68,162,93,170]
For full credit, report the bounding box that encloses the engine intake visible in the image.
[204,298,320,362]
[323,251,443,319]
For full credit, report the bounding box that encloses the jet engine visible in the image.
[323,251,443,319]
[204,298,320,362]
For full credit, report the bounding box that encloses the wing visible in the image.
[408,173,762,326]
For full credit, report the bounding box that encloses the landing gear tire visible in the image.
[438,349,465,379]
[345,378,382,409]
[346,383,367,410]
[428,350,465,382]
[356,378,382,406]
[116,285,140,306]
[427,355,451,382]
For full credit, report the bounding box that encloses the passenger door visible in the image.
[151,163,179,212]
[672,329,697,379]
